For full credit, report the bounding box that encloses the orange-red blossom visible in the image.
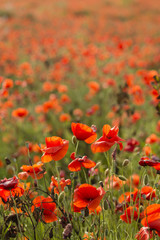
[71,122,97,144]
[73,184,105,213]
[41,136,69,162]
[31,196,57,223]
[0,176,24,203]
[91,124,125,153]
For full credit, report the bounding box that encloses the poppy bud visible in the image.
[139,205,144,213]
[5,157,11,165]
[49,228,53,238]
[143,174,149,185]
[72,136,77,145]
[122,159,130,167]
[104,200,108,210]
[6,165,15,176]
[60,170,65,178]
[58,191,65,204]
[105,168,109,176]
[118,175,127,181]
[99,181,104,188]
[94,161,101,168]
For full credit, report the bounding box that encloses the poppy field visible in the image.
[0,0,160,239]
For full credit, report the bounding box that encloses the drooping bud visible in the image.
[72,136,77,145]
[118,175,127,181]
[99,181,104,188]
[105,168,109,177]
[94,161,101,168]
[104,200,108,210]
[58,191,65,204]
[143,174,149,185]
[122,159,130,167]
[5,157,11,165]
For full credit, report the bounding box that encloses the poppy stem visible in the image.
[9,191,25,239]
[104,152,110,169]
[82,167,88,183]
[75,141,79,155]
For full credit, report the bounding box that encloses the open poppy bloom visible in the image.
[105,175,125,190]
[146,134,159,144]
[49,176,71,194]
[31,196,57,223]
[135,227,153,240]
[21,163,46,179]
[73,184,105,213]
[120,206,139,223]
[12,108,28,118]
[41,136,69,162]
[91,124,125,153]
[71,123,97,144]
[124,138,139,152]
[125,186,155,203]
[68,152,96,172]
[141,211,160,237]
[140,186,156,200]
[127,174,140,188]
[0,176,24,203]
[139,156,160,170]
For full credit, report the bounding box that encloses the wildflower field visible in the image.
[0,0,160,239]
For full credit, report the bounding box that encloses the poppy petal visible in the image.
[82,159,96,169]
[68,160,81,171]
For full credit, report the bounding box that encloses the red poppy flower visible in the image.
[140,186,156,200]
[71,123,97,144]
[139,157,160,170]
[124,138,139,152]
[91,124,125,153]
[142,204,160,218]
[120,206,139,223]
[21,163,46,179]
[0,176,18,189]
[141,212,160,236]
[0,176,24,202]
[146,134,159,144]
[49,176,71,194]
[12,108,28,118]
[31,196,57,223]
[41,136,69,162]
[120,186,156,205]
[73,184,105,212]
[135,227,153,240]
[127,174,140,188]
[105,175,125,190]
[68,152,96,172]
